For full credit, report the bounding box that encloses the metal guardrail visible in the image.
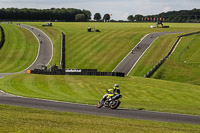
[60,32,65,70]
[30,69,125,77]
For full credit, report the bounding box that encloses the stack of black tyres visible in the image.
[0,25,5,49]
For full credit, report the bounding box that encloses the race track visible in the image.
[0,25,199,125]
[113,32,181,75]
[21,24,53,71]
[0,24,53,94]
[0,95,200,125]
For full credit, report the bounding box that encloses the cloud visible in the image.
[163,7,172,13]
[121,12,130,20]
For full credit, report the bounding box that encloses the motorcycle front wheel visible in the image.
[110,100,121,109]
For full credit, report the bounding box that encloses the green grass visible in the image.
[1,22,200,128]
[22,22,200,72]
[0,105,200,133]
[129,33,182,77]
[1,74,200,115]
[23,22,149,71]
[0,24,38,73]
[152,34,200,85]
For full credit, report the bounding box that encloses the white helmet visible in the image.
[114,83,119,87]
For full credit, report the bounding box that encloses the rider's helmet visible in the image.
[114,83,119,87]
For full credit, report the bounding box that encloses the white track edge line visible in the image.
[127,37,159,75]
[112,33,150,72]
[24,24,54,66]
[127,32,182,75]
[19,25,41,72]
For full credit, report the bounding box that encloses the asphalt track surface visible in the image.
[0,24,53,90]
[0,24,53,78]
[113,32,182,75]
[0,26,200,125]
[0,95,200,125]
[21,24,53,71]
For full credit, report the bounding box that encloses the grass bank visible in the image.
[0,24,38,72]
[22,22,200,72]
[1,74,200,115]
[23,22,149,71]
[0,105,200,133]
[152,34,200,85]
[129,33,182,77]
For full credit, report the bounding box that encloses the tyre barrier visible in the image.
[29,68,125,77]
[145,31,200,78]
[0,25,5,49]
[60,32,65,70]
[178,31,200,38]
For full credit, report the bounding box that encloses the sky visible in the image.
[0,0,200,20]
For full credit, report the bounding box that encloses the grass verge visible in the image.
[0,104,200,133]
[0,24,38,72]
[0,74,200,115]
[129,33,182,77]
[152,34,200,85]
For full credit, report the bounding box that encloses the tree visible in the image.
[75,14,86,22]
[127,15,134,21]
[94,13,101,21]
[103,14,110,22]
[82,9,91,21]
[134,14,143,22]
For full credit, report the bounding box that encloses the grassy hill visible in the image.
[152,34,200,85]
[129,33,182,77]
[0,22,199,115]
[22,22,200,72]
[23,22,149,71]
[129,24,200,86]
[0,24,38,73]
[1,73,200,115]
[1,22,200,130]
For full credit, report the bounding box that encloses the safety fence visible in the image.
[60,32,65,70]
[0,25,5,49]
[145,31,200,78]
[29,69,125,77]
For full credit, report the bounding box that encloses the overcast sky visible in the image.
[0,0,199,20]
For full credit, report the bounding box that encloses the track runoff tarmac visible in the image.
[0,26,199,125]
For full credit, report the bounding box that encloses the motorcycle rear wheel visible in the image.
[97,100,104,108]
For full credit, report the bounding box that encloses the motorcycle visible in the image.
[97,94,122,109]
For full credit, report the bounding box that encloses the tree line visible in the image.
[94,13,111,22]
[127,8,200,23]
[0,8,91,22]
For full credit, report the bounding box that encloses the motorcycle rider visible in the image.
[102,83,120,102]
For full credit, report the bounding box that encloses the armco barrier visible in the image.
[29,68,125,77]
[178,31,200,38]
[0,25,5,49]
[145,31,200,78]
[60,32,65,70]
